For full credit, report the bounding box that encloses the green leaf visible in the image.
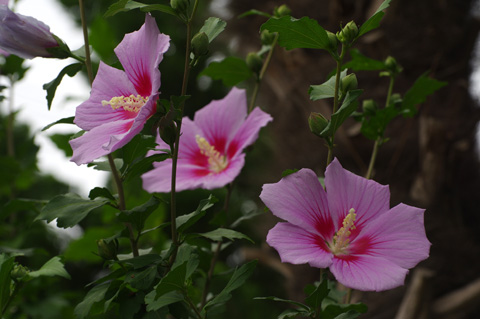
[278,309,311,319]
[358,0,392,37]
[138,4,177,16]
[321,302,367,319]
[1,198,43,220]
[36,193,110,228]
[154,261,187,297]
[145,290,184,312]
[401,73,447,117]
[121,254,164,270]
[304,278,329,310]
[0,254,15,312]
[74,283,109,319]
[254,296,310,310]
[281,168,299,177]
[203,260,257,313]
[28,256,71,279]
[309,70,347,101]
[197,228,253,243]
[105,0,176,18]
[118,196,161,233]
[261,16,330,50]
[41,116,75,131]
[343,49,386,71]
[360,106,399,140]
[238,9,271,19]
[123,153,170,183]
[321,89,363,137]
[43,63,83,110]
[199,17,227,43]
[89,187,116,202]
[200,56,253,86]
[87,158,124,172]
[172,245,199,280]
[125,266,157,290]
[48,133,73,157]
[177,194,218,234]
[120,134,156,167]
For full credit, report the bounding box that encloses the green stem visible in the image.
[1,282,21,317]
[185,293,204,319]
[78,0,93,85]
[345,287,352,304]
[326,45,346,167]
[248,34,279,113]
[169,0,199,265]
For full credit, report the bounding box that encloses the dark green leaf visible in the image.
[401,73,447,117]
[28,256,70,279]
[360,106,399,140]
[199,17,227,43]
[0,254,15,312]
[343,49,386,71]
[154,261,187,297]
[123,153,170,183]
[278,309,311,319]
[121,254,164,269]
[261,16,330,50]
[43,63,83,110]
[309,70,347,101]
[87,158,123,172]
[118,196,161,233]
[41,116,75,131]
[177,194,218,234]
[305,279,329,310]
[321,302,367,319]
[281,168,299,177]
[36,193,110,228]
[321,89,363,137]
[136,4,176,16]
[203,260,257,313]
[238,9,271,19]
[105,0,176,18]
[333,310,364,319]
[48,133,73,157]
[172,245,199,279]
[197,228,253,243]
[89,187,116,202]
[145,290,184,312]
[121,134,156,167]
[74,283,110,319]
[1,198,43,220]
[200,56,253,86]
[254,296,310,310]
[358,0,392,37]
[125,266,157,290]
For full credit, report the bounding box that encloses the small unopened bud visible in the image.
[11,264,29,280]
[336,21,358,44]
[191,32,209,57]
[260,30,276,45]
[341,73,358,94]
[170,0,190,14]
[326,31,338,51]
[246,52,263,74]
[308,112,329,137]
[97,239,118,261]
[362,99,377,114]
[274,4,291,18]
[384,56,403,76]
[159,114,177,148]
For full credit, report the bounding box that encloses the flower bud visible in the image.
[260,29,276,45]
[340,73,358,94]
[0,5,60,59]
[159,113,177,148]
[308,112,329,137]
[170,0,190,14]
[191,32,209,57]
[336,21,358,45]
[384,56,403,76]
[362,99,377,114]
[246,52,263,74]
[274,4,291,18]
[326,31,338,51]
[97,239,118,261]
[11,264,29,280]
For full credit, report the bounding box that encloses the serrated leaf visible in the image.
[197,228,253,243]
[36,193,110,228]
[360,106,399,140]
[43,63,83,110]
[118,196,161,233]
[145,290,184,312]
[321,89,363,137]
[105,0,176,18]
[0,254,15,312]
[401,73,447,117]
[203,260,257,313]
[88,187,116,202]
[343,49,386,71]
[154,261,187,298]
[41,116,75,131]
[28,256,71,279]
[125,266,157,290]
[309,70,347,101]
[74,283,110,319]
[358,0,392,37]
[238,9,271,19]
[177,194,217,234]
[199,17,227,43]
[200,56,253,86]
[123,153,169,182]
[261,16,330,50]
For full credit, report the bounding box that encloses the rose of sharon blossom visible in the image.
[0,2,59,59]
[261,158,431,292]
[142,87,272,192]
[70,14,170,165]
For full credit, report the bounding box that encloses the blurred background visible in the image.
[1,0,480,318]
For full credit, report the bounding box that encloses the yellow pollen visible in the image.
[330,208,357,255]
[102,94,148,113]
[195,134,228,173]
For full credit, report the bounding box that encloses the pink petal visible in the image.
[193,88,248,153]
[359,203,430,269]
[330,254,408,291]
[267,222,333,268]
[228,106,273,158]
[325,158,390,230]
[74,62,138,131]
[70,119,134,165]
[260,169,334,238]
[114,14,170,97]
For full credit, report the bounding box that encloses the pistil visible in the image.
[195,135,228,173]
[330,208,357,255]
[102,94,149,113]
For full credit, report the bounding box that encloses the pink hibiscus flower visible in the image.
[142,87,273,192]
[260,158,431,292]
[70,14,170,165]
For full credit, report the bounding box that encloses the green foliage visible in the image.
[358,0,392,37]
[43,63,83,110]
[342,49,387,71]
[118,196,162,233]
[105,0,176,18]
[196,228,254,243]
[200,56,253,86]
[48,133,73,157]
[28,256,70,280]
[41,116,75,131]
[309,70,347,101]
[401,73,447,117]
[0,254,15,313]
[176,194,218,234]
[198,17,227,43]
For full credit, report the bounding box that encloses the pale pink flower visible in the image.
[261,158,431,291]
[142,87,272,192]
[70,14,170,165]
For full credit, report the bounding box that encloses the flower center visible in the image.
[330,208,357,255]
[195,135,228,173]
[102,94,149,113]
